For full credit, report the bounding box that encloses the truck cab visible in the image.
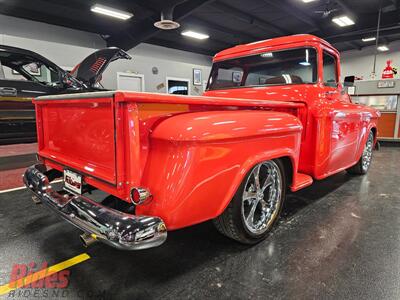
[204,34,378,179]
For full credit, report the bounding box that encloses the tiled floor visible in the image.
[0,143,37,157]
[0,143,37,190]
[0,167,27,191]
[0,147,399,299]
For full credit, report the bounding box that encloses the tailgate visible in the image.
[35,93,117,184]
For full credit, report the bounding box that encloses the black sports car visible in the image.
[0,45,131,144]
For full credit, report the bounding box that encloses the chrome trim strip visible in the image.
[21,90,46,94]
[36,91,116,100]
[23,164,167,250]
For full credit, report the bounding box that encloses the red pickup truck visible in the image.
[24,35,379,250]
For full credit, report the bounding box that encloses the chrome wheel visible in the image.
[361,132,373,172]
[241,161,283,235]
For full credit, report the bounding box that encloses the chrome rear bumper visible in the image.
[23,164,167,250]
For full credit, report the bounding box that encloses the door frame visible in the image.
[166,76,191,95]
[117,72,145,92]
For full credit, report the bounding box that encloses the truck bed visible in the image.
[34,91,307,201]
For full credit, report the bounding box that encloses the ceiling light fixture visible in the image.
[181,31,209,40]
[377,45,389,52]
[301,0,317,3]
[91,4,133,20]
[362,37,376,42]
[332,15,355,27]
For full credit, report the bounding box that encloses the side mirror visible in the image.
[344,76,355,87]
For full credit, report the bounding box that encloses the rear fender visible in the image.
[150,110,302,142]
[136,110,302,230]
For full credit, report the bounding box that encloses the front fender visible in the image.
[136,110,302,230]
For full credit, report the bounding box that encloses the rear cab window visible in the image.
[207,47,318,90]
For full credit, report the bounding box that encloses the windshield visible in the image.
[207,47,318,90]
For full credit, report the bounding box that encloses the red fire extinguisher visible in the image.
[382,60,395,79]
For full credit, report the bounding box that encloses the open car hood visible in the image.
[70,47,131,87]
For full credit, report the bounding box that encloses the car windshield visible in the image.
[207,47,318,90]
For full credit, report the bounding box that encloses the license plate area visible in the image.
[63,169,82,194]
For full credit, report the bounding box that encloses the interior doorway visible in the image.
[166,77,190,95]
[117,72,145,92]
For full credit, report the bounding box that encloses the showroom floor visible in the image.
[0,147,399,299]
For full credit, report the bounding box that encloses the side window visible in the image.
[0,61,28,81]
[323,51,338,87]
[0,60,60,84]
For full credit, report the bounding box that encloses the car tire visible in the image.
[346,130,374,175]
[213,159,286,244]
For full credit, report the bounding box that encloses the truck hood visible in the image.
[69,47,131,87]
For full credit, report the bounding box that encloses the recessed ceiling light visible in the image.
[362,37,376,42]
[181,31,209,40]
[301,0,317,3]
[91,4,133,20]
[378,45,389,52]
[332,15,355,27]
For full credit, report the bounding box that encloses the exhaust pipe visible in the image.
[80,233,97,247]
[31,195,42,205]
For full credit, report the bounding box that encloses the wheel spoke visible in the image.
[261,173,273,192]
[243,191,257,201]
[246,199,259,225]
[253,165,261,190]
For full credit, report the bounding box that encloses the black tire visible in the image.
[346,131,374,175]
[213,159,286,244]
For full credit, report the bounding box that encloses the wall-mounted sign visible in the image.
[347,86,356,95]
[12,63,41,76]
[193,69,202,86]
[232,71,243,83]
[377,80,395,88]
[156,82,164,90]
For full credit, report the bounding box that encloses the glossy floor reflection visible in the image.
[0,147,399,299]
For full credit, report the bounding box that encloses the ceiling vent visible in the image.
[154,4,181,30]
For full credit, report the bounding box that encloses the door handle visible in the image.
[0,87,17,96]
[324,90,339,99]
[325,90,338,96]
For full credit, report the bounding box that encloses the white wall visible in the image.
[0,14,212,95]
[340,41,400,80]
[102,43,212,95]
[0,15,105,49]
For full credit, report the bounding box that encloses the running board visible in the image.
[291,173,313,192]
